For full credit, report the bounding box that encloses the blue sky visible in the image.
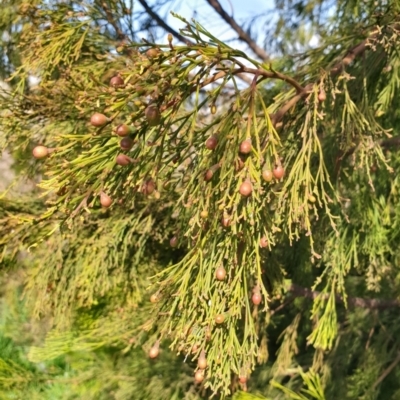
[147,0,274,54]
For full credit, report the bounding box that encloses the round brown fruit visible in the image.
[239,140,252,154]
[110,76,124,88]
[170,236,178,248]
[149,345,159,359]
[192,344,199,353]
[204,169,214,182]
[90,112,108,127]
[262,169,273,182]
[150,294,158,303]
[239,376,247,384]
[142,179,156,195]
[221,216,231,228]
[100,193,113,208]
[120,137,134,150]
[145,105,161,126]
[194,370,204,383]
[215,314,225,324]
[273,165,285,179]
[32,145,49,159]
[146,48,159,58]
[239,181,252,197]
[215,266,226,281]
[198,352,207,369]
[252,292,262,305]
[318,90,326,102]
[116,154,131,166]
[205,135,218,150]
[259,236,268,248]
[116,124,130,137]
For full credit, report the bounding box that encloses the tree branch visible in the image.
[271,32,378,126]
[288,283,400,310]
[137,0,193,45]
[330,40,368,77]
[334,135,400,176]
[99,2,127,41]
[205,0,270,61]
[372,352,400,390]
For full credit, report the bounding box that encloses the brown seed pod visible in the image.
[142,179,156,195]
[32,145,49,159]
[239,376,248,384]
[215,266,226,281]
[149,343,160,359]
[210,104,217,114]
[204,169,214,182]
[146,48,160,58]
[259,236,268,248]
[239,181,253,197]
[318,90,326,102]
[170,236,178,248]
[215,314,225,324]
[192,344,199,353]
[194,370,204,383]
[100,192,113,208]
[204,164,220,182]
[221,216,231,228]
[145,105,161,126]
[239,140,252,154]
[198,351,207,369]
[167,33,173,43]
[205,135,218,150]
[262,169,273,182]
[120,137,134,151]
[90,112,108,127]
[116,124,130,137]
[273,165,285,179]
[252,292,262,305]
[110,75,124,88]
[116,154,132,166]
[150,294,159,303]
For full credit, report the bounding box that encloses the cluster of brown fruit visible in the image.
[204,135,285,197]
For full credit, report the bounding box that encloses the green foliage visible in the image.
[1,0,400,399]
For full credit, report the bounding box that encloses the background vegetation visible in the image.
[1,0,400,399]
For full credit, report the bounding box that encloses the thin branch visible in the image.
[271,87,311,126]
[137,0,193,45]
[269,295,295,316]
[99,2,127,40]
[288,283,400,310]
[372,352,400,390]
[330,38,369,77]
[205,0,270,61]
[196,63,305,96]
[271,32,377,126]
[334,135,400,176]
[232,59,305,93]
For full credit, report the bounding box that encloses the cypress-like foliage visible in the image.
[1,1,400,399]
